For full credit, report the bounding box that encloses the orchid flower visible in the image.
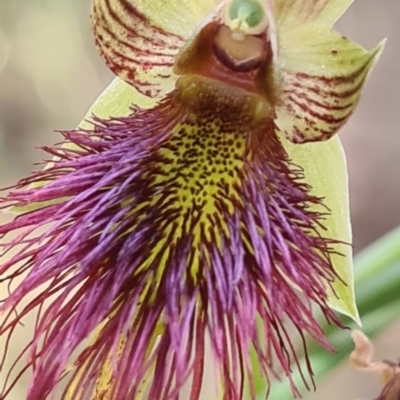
[0,0,383,399]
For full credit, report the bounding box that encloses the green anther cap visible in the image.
[228,0,265,28]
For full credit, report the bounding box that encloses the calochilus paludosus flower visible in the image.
[0,0,384,399]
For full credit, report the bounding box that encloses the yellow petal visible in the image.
[274,25,384,143]
[275,0,354,28]
[91,0,219,97]
[282,134,358,322]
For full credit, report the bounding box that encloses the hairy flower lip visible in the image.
[1,82,345,400]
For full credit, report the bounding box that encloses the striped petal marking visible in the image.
[274,25,384,143]
[91,0,220,98]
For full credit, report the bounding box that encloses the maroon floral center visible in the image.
[174,20,274,100]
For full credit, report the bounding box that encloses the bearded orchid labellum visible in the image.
[0,0,383,399]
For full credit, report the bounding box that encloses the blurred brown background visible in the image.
[0,0,399,399]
